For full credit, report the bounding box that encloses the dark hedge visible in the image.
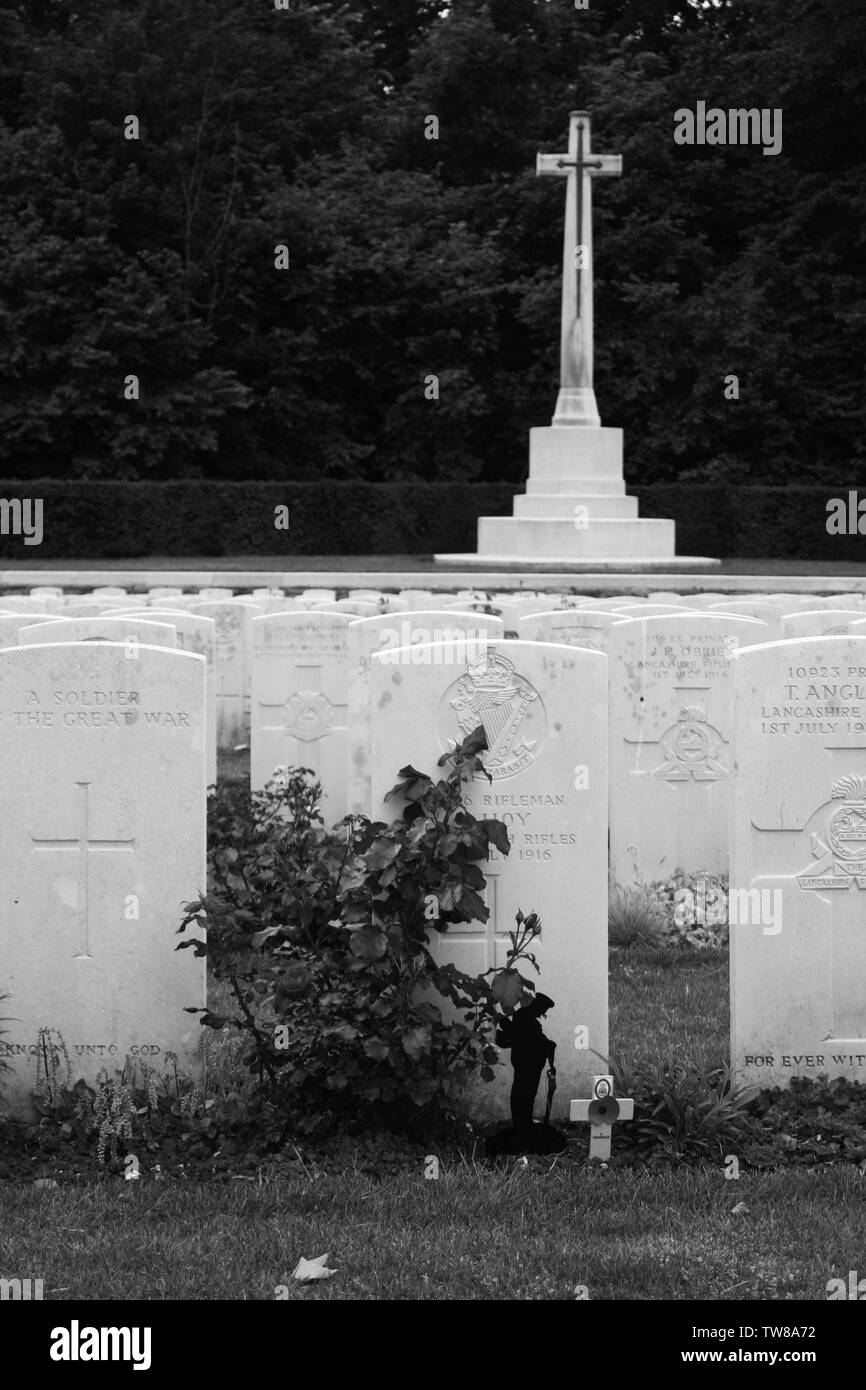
[0,482,862,561]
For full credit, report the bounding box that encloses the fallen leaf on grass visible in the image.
[730,1202,750,1215]
[293,1253,337,1283]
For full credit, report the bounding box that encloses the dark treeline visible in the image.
[1,0,863,487]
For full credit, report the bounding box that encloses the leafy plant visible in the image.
[608,877,666,947]
[179,727,528,1137]
[611,1056,757,1163]
[741,1075,866,1169]
[32,1044,211,1167]
[648,869,730,949]
[33,1026,72,1107]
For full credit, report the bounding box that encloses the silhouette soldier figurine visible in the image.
[486,992,567,1156]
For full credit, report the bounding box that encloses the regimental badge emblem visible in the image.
[652,706,729,782]
[438,650,544,779]
[798,775,866,891]
[284,691,335,742]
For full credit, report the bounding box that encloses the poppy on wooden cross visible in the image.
[570,1074,633,1161]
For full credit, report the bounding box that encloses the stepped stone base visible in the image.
[478,516,675,558]
[433,554,720,572]
[435,424,718,569]
[514,494,638,519]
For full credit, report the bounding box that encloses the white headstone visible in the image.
[146,595,198,610]
[518,609,622,652]
[566,597,637,613]
[608,613,768,884]
[18,618,177,648]
[0,642,206,1116]
[368,639,609,1118]
[26,590,64,613]
[496,596,560,633]
[789,596,862,612]
[185,601,260,747]
[312,600,381,617]
[440,598,503,613]
[706,599,784,635]
[398,591,437,607]
[683,593,734,609]
[347,611,505,816]
[614,603,701,618]
[110,610,217,788]
[250,612,351,821]
[0,596,50,613]
[730,636,866,1086]
[758,594,804,608]
[0,614,55,644]
[781,610,866,639]
[63,596,132,617]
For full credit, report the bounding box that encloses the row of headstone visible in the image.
[246,608,770,887]
[243,603,866,894]
[1,599,865,1122]
[7,586,865,614]
[358,627,866,1106]
[4,587,865,767]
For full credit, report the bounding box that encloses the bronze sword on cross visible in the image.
[536,111,622,428]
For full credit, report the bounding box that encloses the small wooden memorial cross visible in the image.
[570,1074,633,1161]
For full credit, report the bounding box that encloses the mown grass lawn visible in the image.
[3,942,861,1300]
[2,1163,862,1300]
[611,943,729,1076]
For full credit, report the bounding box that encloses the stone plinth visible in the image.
[436,425,716,570]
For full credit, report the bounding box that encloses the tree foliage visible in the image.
[0,0,862,486]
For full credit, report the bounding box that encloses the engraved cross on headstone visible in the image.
[440,857,515,972]
[30,781,136,960]
[537,111,622,428]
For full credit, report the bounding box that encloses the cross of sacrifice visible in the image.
[571,1074,634,1161]
[30,780,136,960]
[536,110,622,428]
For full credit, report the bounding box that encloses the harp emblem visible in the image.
[445,651,542,779]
